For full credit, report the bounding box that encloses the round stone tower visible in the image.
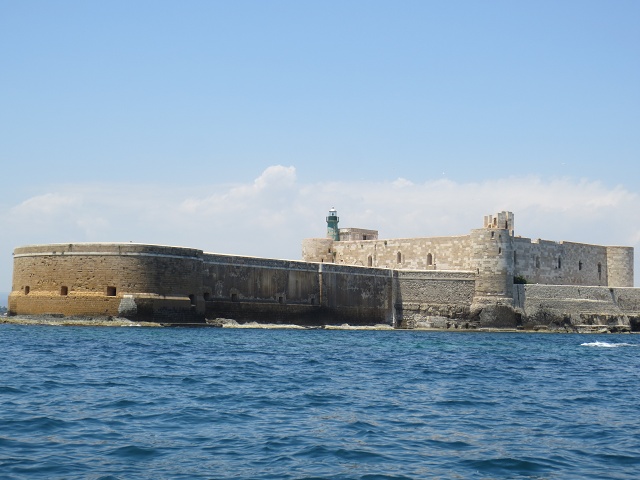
[9,243,205,323]
[470,224,514,299]
[326,207,340,241]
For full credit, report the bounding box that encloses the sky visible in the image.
[1,0,639,300]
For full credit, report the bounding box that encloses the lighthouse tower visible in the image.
[326,207,340,240]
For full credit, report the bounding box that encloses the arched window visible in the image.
[397,252,402,264]
[427,253,433,266]
[367,255,373,267]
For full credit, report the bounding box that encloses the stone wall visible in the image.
[301,238,335,263]
[607,246,634,287]
[9,243,204,322]
[513,238,609,286]
[513,284,640,331]
[9,240,639,330]
[393,270,476,328]
[202,254,392,325]
[322,235,475,270]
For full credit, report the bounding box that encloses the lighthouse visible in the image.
[326,207,340,240]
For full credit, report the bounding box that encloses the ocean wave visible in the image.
[580,341,636,348]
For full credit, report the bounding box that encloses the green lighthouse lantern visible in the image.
[326,207,340,240]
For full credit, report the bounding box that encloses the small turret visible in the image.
[326,207,340,241]
[484,211,514,237]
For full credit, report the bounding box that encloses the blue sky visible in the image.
[1,0,639,297]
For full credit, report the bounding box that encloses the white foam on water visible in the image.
[580,341,636,348]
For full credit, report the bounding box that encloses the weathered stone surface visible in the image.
[8,211,639,330]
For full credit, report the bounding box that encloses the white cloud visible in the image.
[11,192,81,216]
[1,166,639,291]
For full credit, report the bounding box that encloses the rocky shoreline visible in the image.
[1,315,635,333]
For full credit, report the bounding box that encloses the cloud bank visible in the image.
[2,165,639,292]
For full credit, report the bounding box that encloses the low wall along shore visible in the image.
[7,243,640,331]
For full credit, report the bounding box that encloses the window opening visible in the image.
[203,292,211,301]
[498,247,502,254]
[106,286,117,296]
[579,261,583,271]
[535,256,540,269]
[598,263,602,281]
[189,294,196,306]
[278,296,284,304]
[427,253,433,266]
[60,286,68,296]
[24,286,30,295]
[557,257,562,269]
[367,255,373,267]
[231,293,238,302]
[397,252,402,264]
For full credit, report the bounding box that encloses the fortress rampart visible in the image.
[10,243,205,322]
[7,211,640,331]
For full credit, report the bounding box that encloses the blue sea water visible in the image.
[1,325,639,479]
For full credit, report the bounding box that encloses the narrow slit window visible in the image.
[24,286,30,295]
[598,263,602,281]
[427,253,433,266]
[367,255,373,267]
[189,294,196,306]
[579,261,583,271]
[397,252,402,264]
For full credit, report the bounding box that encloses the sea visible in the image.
[1,325,639,479]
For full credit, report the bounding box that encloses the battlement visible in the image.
[483,211,514,236]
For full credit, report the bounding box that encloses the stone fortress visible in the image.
[303,209,633,293]
[8,210,640,331]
